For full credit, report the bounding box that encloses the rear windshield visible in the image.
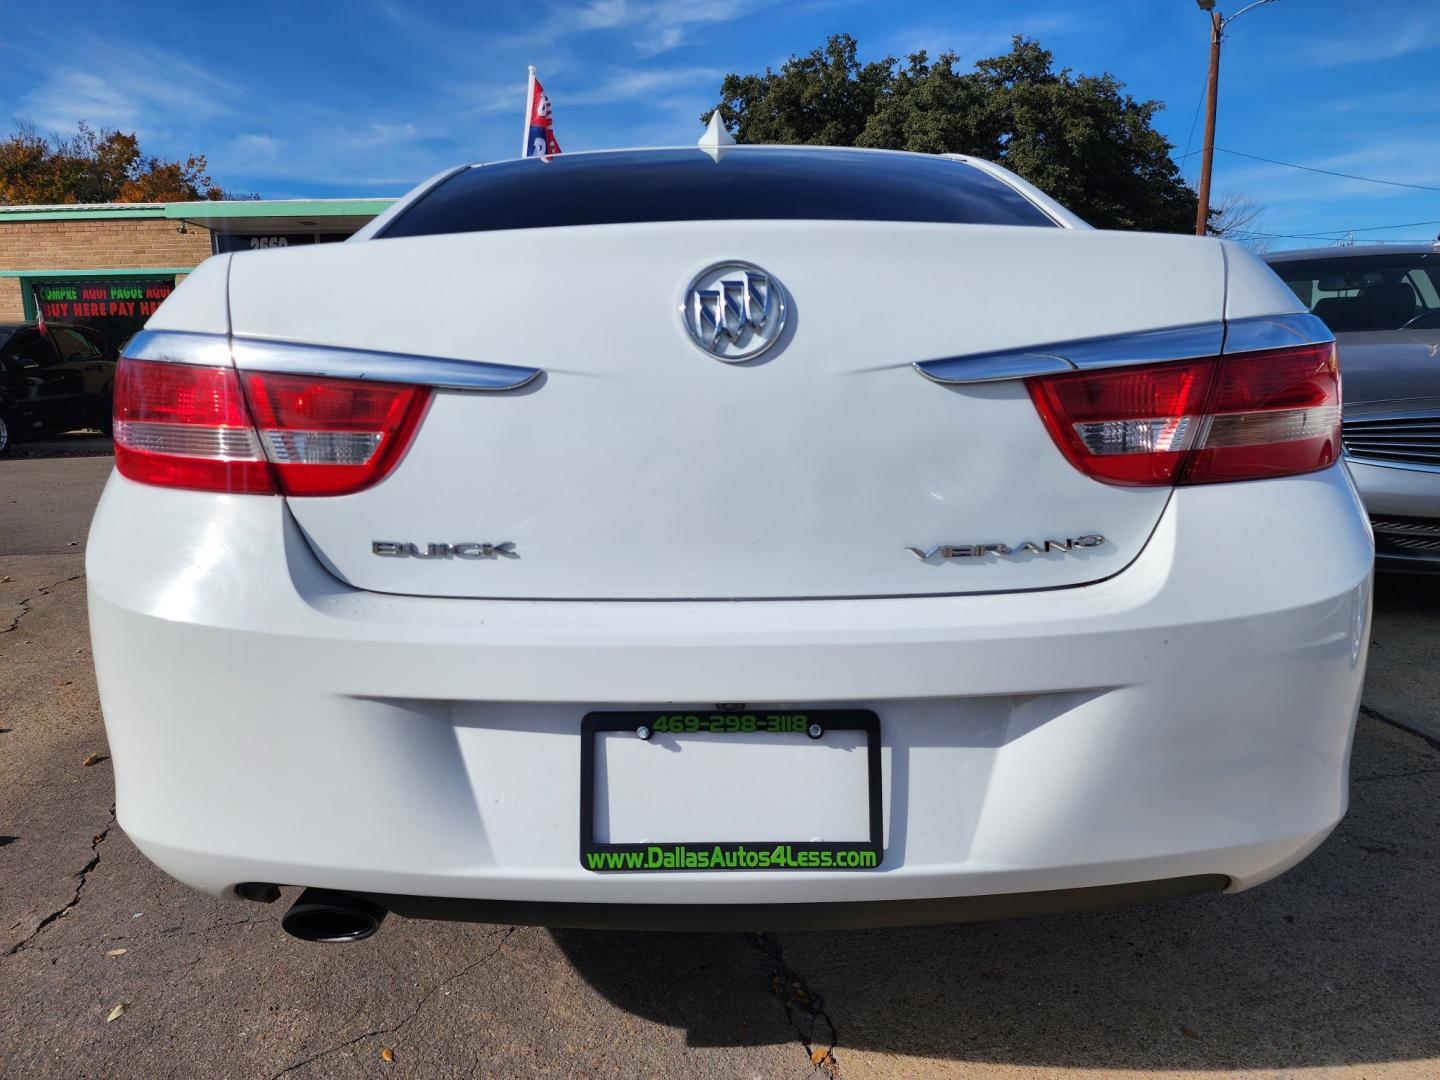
[380,147,1057,238]
[1272,251,1440,333]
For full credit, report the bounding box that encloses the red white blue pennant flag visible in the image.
[523,66,561,158]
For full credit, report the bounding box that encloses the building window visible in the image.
[31,277,175,355]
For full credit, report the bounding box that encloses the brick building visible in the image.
[0,199,391,350]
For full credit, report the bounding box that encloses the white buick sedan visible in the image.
[88,145,1371,943]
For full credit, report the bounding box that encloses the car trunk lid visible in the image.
[226,221,1224,599]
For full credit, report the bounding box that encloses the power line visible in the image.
[1172,146,1440,194]
[1225,230,1435,244]
[1221,218,1440,242]
[1332,218,1440,233]
[1178,69,1210,185]
[1213,148,1440,193]
[1249,218,1440,239]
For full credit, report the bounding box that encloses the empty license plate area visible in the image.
[580,710,882,872]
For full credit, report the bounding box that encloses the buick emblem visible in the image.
[680,261,787,362]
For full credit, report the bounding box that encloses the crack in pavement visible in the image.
[751,932,840,1077]
[14,915,275,955]
[268,925,516,1079]
[1360,705,1440,754]
[0,570,86,636]
[6,803,116,956]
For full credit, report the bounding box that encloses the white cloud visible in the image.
[877,10,1079,65]
[20,42,236,136]
[515,0,769,57]
[209,115,452,190]
[567,66,726,106]
[231,133,280,160]
[346,121,420,150]
[1294,13,1440,66]
[1317,88,1440,116]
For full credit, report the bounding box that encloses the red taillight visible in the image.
[113,358,429,496]
[1183,343,1340,483]
[114,359,275,493]
[240,372,429,496]
[1026,342,1340,487]
[1028,358,1214,486]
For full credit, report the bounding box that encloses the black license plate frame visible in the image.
[579,709,882,872]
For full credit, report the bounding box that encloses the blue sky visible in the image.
[3,0,1437,249]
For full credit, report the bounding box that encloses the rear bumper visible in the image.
[88,465,1372,921]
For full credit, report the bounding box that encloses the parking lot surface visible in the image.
[3,446,1438,1079]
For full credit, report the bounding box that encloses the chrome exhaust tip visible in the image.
[281,888,386,943]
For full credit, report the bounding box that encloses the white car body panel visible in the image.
[227,223,1224,599]
[152,253,230,331]
[89,465,1370,903]
[89,147,1372,928]
[1220,240,1308,321]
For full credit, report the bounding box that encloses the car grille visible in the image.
[1370,516,1440,558]
[1343,411,1440,468]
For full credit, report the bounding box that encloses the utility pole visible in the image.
[1195,4,1222,236]
[1192,0,1282,237]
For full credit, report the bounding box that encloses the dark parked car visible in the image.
[1267,244,1440,570]
[0,321,115,455]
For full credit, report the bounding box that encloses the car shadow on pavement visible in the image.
[553,712,1440,1071]
[1374,570,1440,614]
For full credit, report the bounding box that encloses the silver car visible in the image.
[1268,244,1440,570]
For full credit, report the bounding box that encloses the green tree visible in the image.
[707,35,1200,234]
[0,121,245,205]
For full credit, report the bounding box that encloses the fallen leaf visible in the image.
[380,1048,394,1063]
[810,1047,830,1065]
[81,753,100,767]
[106,1003,127,1023]
[105,948,126,957]
[1182,1026,1199,1039]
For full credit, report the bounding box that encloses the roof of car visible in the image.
[1265,242,1440,263]
[0,320,84,335]
[468,144,979,167]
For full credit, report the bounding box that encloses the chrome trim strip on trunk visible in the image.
[230,338,542,391]
[123,329,234,368]
[913,322,1224,385]
[912,312,1334,386]
[123,330,542,392]
[1221,312,1333,354]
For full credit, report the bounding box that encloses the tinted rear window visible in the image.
[381,147,1057,238]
